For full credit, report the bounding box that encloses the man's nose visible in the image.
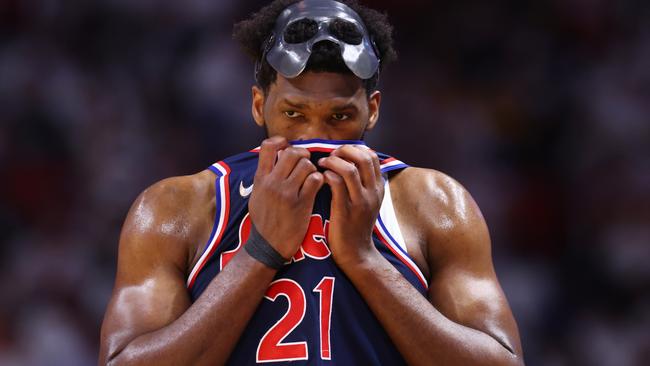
[295,121,332,141]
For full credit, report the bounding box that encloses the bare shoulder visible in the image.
[100,171,216,363]
[392,168,523,358]
[390,167,486,231]
[389,167,491,267]
[118,170,216,276]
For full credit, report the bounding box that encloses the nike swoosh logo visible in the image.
[239,181,254,198]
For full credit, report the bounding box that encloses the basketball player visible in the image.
[99,0,524,365]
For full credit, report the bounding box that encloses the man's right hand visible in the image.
[248,137,324,260]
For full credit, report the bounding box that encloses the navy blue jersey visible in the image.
[187,139,428,365]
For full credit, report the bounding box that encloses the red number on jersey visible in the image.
[256,277,336,362]
[257,279,308,362]
[314,277,335,360]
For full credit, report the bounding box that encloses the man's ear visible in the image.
[251,85,266,127]
[366,90,381,131]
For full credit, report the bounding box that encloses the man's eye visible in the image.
[284,111,303,118]
[332,113,349,121]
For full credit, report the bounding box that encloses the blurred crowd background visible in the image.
[1,0,648,365]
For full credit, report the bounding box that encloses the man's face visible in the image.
[251,71,381,141]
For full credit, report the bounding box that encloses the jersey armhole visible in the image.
[186,162,232,289]
[375,170,429,290]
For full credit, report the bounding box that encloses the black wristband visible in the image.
[245,224,287,270]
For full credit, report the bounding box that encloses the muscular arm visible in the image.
[320,148,523,366]
[352,170,522,365]
[99,137,325,365]
[98,174,277,366]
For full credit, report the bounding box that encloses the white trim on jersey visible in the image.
[376,180,429,288]
[292,141,369,150]
[380,158,406,171]
[379,180,408,252]
[186,161,230,288]
[250,141,369,152]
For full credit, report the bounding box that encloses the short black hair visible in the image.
[233,0,397,96]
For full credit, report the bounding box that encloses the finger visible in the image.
[318,155,363,201]
[257,137,289,175]
[357,147,382,187]
[370,150,382,186]
[299,171,325,202]
[330,145,377,189]
[323,170,349,212]
[272,146,310,179]
[287,157,317,186]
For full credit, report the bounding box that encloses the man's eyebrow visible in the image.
[280,99,359,112]
[281,99,308,109]
[331,103,359,112]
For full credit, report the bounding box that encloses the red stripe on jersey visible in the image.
[373,226,428,290]
[187,161,231,289]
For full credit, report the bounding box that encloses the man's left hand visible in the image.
[318,145,384,269]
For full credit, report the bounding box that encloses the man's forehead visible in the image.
[270,72,365,102]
